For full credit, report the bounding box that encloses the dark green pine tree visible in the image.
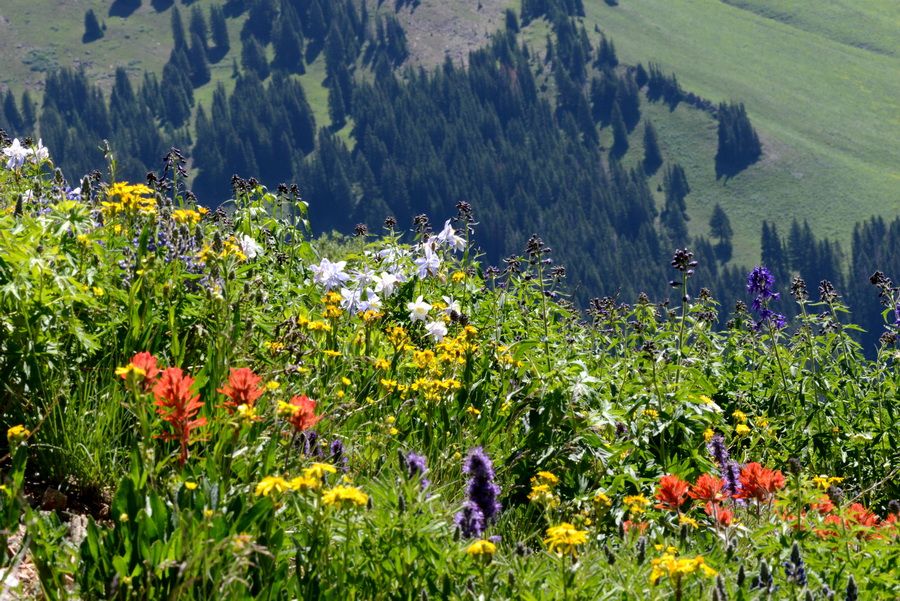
[328,80,347,128]
[505,9,519,33]
[662,163,690,245]
[241,37,271,80]
[83,9,104,43]
[20,91,37,133]
[242,0,277,44]
[272,20,305,74]
[188,33,212,86]
[609,102,628,159]
[189,6,209,52]
[642,120,662,174]
[708,202,733,263]
[171,6,187,50]
[210,5,230,56]
[3,91,23,135]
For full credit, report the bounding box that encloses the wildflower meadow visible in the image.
[1,139,899,599]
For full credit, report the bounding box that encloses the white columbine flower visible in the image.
[374,272,400,297]
[3,139,30,170]
[433,219,466,252]
[31,139,50,163]
[351,267,376,288]
[238,234,263,260]
[310,258,350,291]
[425,320,448,342]
[407,295,431,322]
[442,296,461,316]
[358,289,382,313]
[414,244,441,279]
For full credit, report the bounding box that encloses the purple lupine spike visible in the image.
[454,501,485,538]
[463,447,502,523]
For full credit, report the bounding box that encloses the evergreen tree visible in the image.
[273,21,305,73]
[609,102,628,159]
[188,33,212,86]
[709,203,733,263]
[20,91,36,133]
[505,9,519,33]
[3,91,23,135]
[595,34,617,69]
[171,6,187,50]
[241,37,271,80]
[642,120,662,174]
[662,163,690,244]
[715,101,762,176]
[328,80,347,128]
[210,5,230,55]
[83,9,104,43]
[189,6,209,51]
[242,0,277,44]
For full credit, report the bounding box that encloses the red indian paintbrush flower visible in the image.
[153,367,206,466]
[654,474,690,511]
[737,462,785,501]
[116,351,160,391]
[217,367,264,413]
[282,395,322,432]
[689,474,728,503]
[705,502,733,526]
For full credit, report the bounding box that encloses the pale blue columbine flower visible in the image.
[310,257,350,291]
[414,244,441,278]
[432,219,466,252]
[3,139,31,170]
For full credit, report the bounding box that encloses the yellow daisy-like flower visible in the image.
[322,350,342,358]
[528,483,559,507]
[322,485,369,510]
[184,481,198,491]
[703,428,715,442]
[304,463,338,480]
[732,410,748,423]
[172,208,202,224]
[735,424,751,436]
[466,406,481,416]
[623,494,651,515]
[7,424,30,444]
[373,358,390,370]
[650,552,717,584]
[644,409,659,419]
[115,363,146,379]
[288,475,321,492]
[255,476,291,497]
[544,523,589,557]
[593,491,612,508]
[451,271,467,283]
[812,475,844,490]
[466,539,497,558]
[266,381,280,391]
[679,514,699,529]
[535,471,559,486]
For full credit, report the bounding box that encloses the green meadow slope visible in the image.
[583,0,900,261]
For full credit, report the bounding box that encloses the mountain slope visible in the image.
[581,0,900,261]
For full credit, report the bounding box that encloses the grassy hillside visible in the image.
[582,0,900,262]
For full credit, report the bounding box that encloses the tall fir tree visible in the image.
[642,120,662,174]
[708,203,733,263]
[210,5,230,55]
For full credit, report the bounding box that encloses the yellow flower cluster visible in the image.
[171,207,206,224]
[812,475,844,490]
[198,236,247,263]
[386,326,413,351]
[254,463,338,497]
[466,539,497,558]
[435,332,478,366]
[101,182,156,217]
[650,550,716,584]
[623,494,650,515]
[544,523,588,557]
[7,424,30,445]
[407,377,462,401]
[322,485,369,510]
[528,471,560,507]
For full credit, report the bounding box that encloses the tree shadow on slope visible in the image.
[109,0,142,19]
[150,0,174,12]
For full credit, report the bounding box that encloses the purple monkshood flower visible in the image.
[707,434,729,467]
[404,452,430,489]
[747,266,786,330]
[462,447,502,523]
[329,439,348,471]
[722,461,742,498]
[454,501,485,538]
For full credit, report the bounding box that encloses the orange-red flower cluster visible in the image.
[655,474,690,511]
[218,367,264,413]
[737,462,785,502]
[284,395,322,432]
[118,351,160,391]
[153,367,206,466]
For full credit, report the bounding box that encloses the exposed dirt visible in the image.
[384,0,511,68]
